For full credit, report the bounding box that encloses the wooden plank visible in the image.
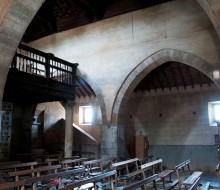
[203,182,210,190]
[0,180,25,190]
[9,165,61,177]
[112,158,139,168]
[60,170,117,190]
[25,167,86,184]
[141,159,162,170]
[0,161,38,170]
[158,170,173,178]
[189,177,201,190]
[118,174,158,190]
[183,171,202,185]
[175,159,190,170]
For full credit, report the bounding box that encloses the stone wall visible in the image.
[123,85,220,170]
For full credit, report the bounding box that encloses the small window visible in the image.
[208,101,220,126]
[79,106,93,125]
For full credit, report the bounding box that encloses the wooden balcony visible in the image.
[3,44,78,104]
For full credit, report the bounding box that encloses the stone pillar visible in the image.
[63,100,75,158]
[100,124,125,159]
[0,101,2,143]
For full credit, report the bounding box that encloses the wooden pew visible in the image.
[175,159,202,189]
[61,157,92,171]
[0,161,38,182]
[0,160,21,165]
[0,168,87,190]
[141,158,178,188]
[0,180,25,190]
[24,167,86,189]
[203,182,210,190]
[189,177,201,190]
[60,170,117,190]
[111,158,140,185]
[117,174,158,190]
[0,161,38,171]
[45,156,81,166]
[9,165,61,181]
[82,157,115,176]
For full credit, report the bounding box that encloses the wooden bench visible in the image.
[175,159,202,189]
[60,170,117,190]
[9,165,61,181]
[0,179,25,190]
[111,158,140,185]
[0,161,38,171]
[141,158,178,188]
[83,157,115,176]
[0,161,38,182]
[61,157,92,171]
[0,167,87,190]
[0,160,21,165]
[118,174,158,190]
[203,182,210,190]
[24,167,87,189]
[189,176,201,190]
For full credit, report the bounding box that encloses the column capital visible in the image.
[61,100,75,110]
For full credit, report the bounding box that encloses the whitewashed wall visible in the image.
[29,0,220,123]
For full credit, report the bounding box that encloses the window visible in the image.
[208,101,220,126]
[79,106,93,125]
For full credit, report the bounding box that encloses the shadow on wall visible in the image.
[43,118,99,157]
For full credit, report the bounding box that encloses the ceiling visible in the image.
[134,62,213,92]
[22,0,174,42]
[21,0,214,98]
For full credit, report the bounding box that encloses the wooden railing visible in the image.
[11,43,78,85]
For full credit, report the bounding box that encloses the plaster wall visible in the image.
[36,96,101,152]
[123,86,220,170]
[28,0,220,122]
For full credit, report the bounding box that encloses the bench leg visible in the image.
[141,184,146,190]
[153,180,157,190]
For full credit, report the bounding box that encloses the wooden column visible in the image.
[63,100,75,158]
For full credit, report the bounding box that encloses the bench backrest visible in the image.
[25,167,86,188]
[45,158,61,166]
[141,159,163,176]
[61,157,89,170]
[0,179,25,190]
[175,159,192,187]
[9,165,61,181]
[60,170,117,190]
[0,161,38,171]
[118,174,158,190]
[112,158,139,175]
[83,157,115,173]
[0,167,87,190]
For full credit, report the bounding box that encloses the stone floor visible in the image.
[201,171,220,188]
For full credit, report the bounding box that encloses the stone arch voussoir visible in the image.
[111,48,219,125]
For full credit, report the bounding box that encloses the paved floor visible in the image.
[201,171,220,188]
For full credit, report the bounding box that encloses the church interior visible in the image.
[0,0,220,189]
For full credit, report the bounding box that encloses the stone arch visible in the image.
[77,70,107,124]
[111,49,219,124]
[197,0,220,38]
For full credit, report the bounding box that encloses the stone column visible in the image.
[100,124,125,159]
[63,100,75,158]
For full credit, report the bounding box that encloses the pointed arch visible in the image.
[111,49,220,124]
